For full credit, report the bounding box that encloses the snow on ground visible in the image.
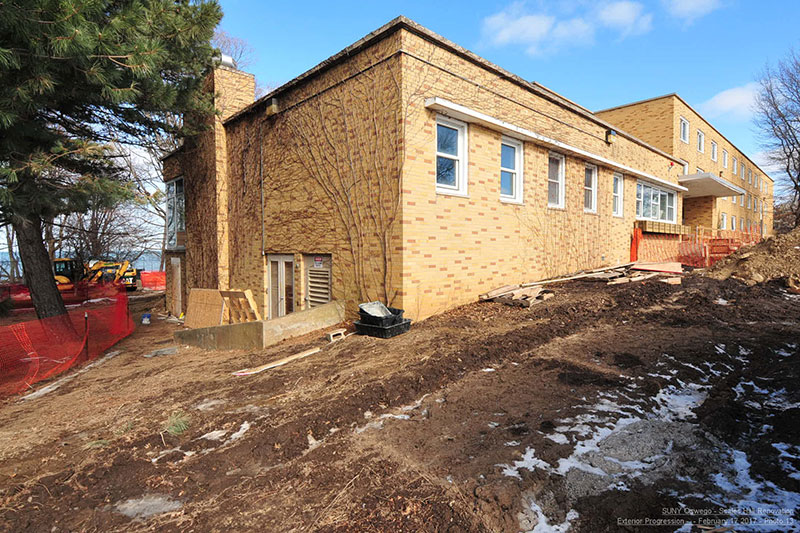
[496,343,800,532]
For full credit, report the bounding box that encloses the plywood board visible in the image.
[631,261,683,274]
[184,289,226,329]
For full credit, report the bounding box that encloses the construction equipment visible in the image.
[53,258,140,290]
[53,258,88,285]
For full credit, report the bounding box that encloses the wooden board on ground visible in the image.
[232,347,321,376]
[184,289,226,329]
[219,289,262,324]
[631,261,683,274]
[479,284,520,301]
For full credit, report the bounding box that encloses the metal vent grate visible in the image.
[307,268,331,307]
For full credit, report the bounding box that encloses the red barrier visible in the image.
[0,286,134,397]
[140,271,166,291]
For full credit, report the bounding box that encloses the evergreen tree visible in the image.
[0,0,221,318]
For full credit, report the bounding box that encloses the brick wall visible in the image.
[397,30,679,319]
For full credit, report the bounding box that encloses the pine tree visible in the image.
[0,0,221,318]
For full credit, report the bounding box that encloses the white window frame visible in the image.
[612,172,624,218]
[723,149,728,168]
[731,215,737,231]
[733,157,738,175]
[697,130,705,153]
[165,176,185,250]
[435,115,468,197]
[499,136,524,204]
[720,212,727,230]
[679,117,690,143]
[748,168,752,184]
[547,152,566,209]
[636,181,676,224]
[741,164,745,180]
[583,163,598,213]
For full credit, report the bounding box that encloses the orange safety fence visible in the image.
[140,271,166,291]
[635,226,763,268]
[0,285,134,397]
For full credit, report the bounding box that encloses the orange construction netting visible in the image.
[0,285,134,397]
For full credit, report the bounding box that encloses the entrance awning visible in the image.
[678,172,745,198]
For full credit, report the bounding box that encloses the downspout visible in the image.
[259,117,265,257]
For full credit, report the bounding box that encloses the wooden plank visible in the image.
[232,348,321,376]
[480,284,520,301]
[631,261,683,274]
[185,289,225,329]
[510,286,543,300]
[219,290,261,324]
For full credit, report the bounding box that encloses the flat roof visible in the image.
[595,93,774,184]
[223,16,680,165]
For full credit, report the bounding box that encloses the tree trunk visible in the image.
[12,214,68,319]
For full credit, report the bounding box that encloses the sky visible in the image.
[217,0,799,172]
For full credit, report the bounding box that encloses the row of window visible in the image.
[436,116,671,221]
[166,177,185,249]
[723,192,763,213]
[719,212,763,234]
[679,116,767,194]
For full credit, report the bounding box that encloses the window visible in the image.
[166,177,185,249]
[584,163,597,212]
[723,149,728,168]
[731,215,737,231]
[741,164,745,180]
[435,116,468,195]
[747,194,751,209]
[680,117,690,143]
[711,141,718,161]
[680,160,689,175]
[720,212,727,230]
[612,173,624,217]
[732,195,737,205]
[733,157,738,174]
[499,137,523,203]
[740,217,744,231]
[740,194,745,205]
[636,182,675,223]
[547,152,565,208]
[748,168,752,184]
[697,130,705,152]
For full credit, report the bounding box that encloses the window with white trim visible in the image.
[166,177,185,249]
[680,117,690,143]
[723,149,728,168]
[612,173,624,217]
[740,217,744,231]
[747,194,751,209]
[636,182,675,223]
[499,137,523,203]
[720,212,727,230]
[547,152,565,208]
[435,116,468,195]
[733,157,738,174]
[741,164,745,180]
[697,130,705,153]
[731,215,737,230]
[748,168,752,184]
[711,141,718,161]
[584,163,597,213]
[732,195,737,205]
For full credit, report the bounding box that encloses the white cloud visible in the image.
[699,82,760,121]
[662,0,722,22]
[598,1,653,37]
[481,1,652,56]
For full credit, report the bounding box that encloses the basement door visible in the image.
[268,254,294,319]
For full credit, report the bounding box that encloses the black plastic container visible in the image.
[354,318,412,338]
[357,306,404,327]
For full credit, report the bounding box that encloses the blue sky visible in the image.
[217,0,799,167]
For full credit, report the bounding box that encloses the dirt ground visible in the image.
[0,275,798,532]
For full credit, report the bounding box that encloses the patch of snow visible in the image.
[715,297,730,305]
[527,501,579,533]
[504,440,521,447]
[198,430,227,441]
[481,367,496,372]
[497,447,552,479]
[223,421,250,445]
[546,433,569,445]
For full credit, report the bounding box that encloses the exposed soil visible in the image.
[0,277,798,532]
[707,226,800,285]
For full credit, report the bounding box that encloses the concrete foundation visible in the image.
[174,301,345,351]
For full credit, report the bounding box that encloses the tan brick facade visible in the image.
[596,94,774,236]
[166,17,689,321]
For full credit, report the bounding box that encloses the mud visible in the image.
[0,278,797,532]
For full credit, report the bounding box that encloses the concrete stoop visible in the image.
[174,301,345,351]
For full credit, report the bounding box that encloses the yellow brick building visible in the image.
[164,17,700,321]
[596,94,774,237]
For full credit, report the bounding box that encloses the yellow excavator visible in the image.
[53,258,140,290]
